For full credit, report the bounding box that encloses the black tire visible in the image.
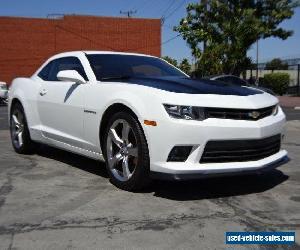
[10,102,35,154]
[103,111,150,191]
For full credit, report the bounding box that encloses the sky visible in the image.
[0,0,299,63]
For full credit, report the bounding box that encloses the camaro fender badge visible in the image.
[84,109,97,115]
[248,111,260,119]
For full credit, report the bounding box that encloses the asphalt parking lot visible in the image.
[0,105,299,249]
[283,107,300,121]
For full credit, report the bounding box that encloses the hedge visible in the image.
[263,73,290,95]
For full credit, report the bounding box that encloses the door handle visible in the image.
[39,89,47,96]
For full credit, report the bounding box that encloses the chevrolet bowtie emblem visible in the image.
[248,111,260,119]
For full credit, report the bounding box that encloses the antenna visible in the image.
[120,10,137,18]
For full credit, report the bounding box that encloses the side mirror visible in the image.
[57,70,86,84]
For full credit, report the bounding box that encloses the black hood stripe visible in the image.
[114,76,263,96]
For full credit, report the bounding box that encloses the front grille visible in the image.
[205,105,275,121]
[200,134,281,163]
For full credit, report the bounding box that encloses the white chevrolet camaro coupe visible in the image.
[8,51,288,190]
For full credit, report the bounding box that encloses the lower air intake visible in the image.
[200,134,281,163]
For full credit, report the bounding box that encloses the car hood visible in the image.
[252,86,275,95]
[115,76,263,96]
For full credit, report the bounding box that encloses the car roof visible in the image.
[50,51,156,60]
[83,50,155,57]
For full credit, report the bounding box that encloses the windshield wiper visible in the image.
[100,75,131,81]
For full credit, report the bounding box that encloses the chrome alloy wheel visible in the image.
[106,119,139,181]
[11,109,25,149]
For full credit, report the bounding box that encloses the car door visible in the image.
[37,57,89,149]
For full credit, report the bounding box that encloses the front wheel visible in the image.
[104,112,150,191]
[10,102,35,154]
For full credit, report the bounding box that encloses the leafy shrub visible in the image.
[263,73,290,95]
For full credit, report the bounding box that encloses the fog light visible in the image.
[167,146,193,162]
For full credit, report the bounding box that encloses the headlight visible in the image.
[272,104,279,116]
[164,104,206,120]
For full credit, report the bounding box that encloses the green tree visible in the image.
[162,56,178,67]
[175,0,298,76]
[264,72,290,95]
[179,58,192,75]
[265,58,288,70]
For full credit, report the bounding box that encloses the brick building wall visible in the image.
[0,15,161,84]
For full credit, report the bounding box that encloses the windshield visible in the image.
[86,54,186,80]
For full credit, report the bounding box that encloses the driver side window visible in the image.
[38,57,88,81]
[38,61,52,81]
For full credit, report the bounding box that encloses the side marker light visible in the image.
[144,120,157,126]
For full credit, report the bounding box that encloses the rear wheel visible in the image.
[104,112,150,191]
[10,102,35,154]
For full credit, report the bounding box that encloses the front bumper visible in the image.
[143,107,287,177]
[150,153,288,180]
